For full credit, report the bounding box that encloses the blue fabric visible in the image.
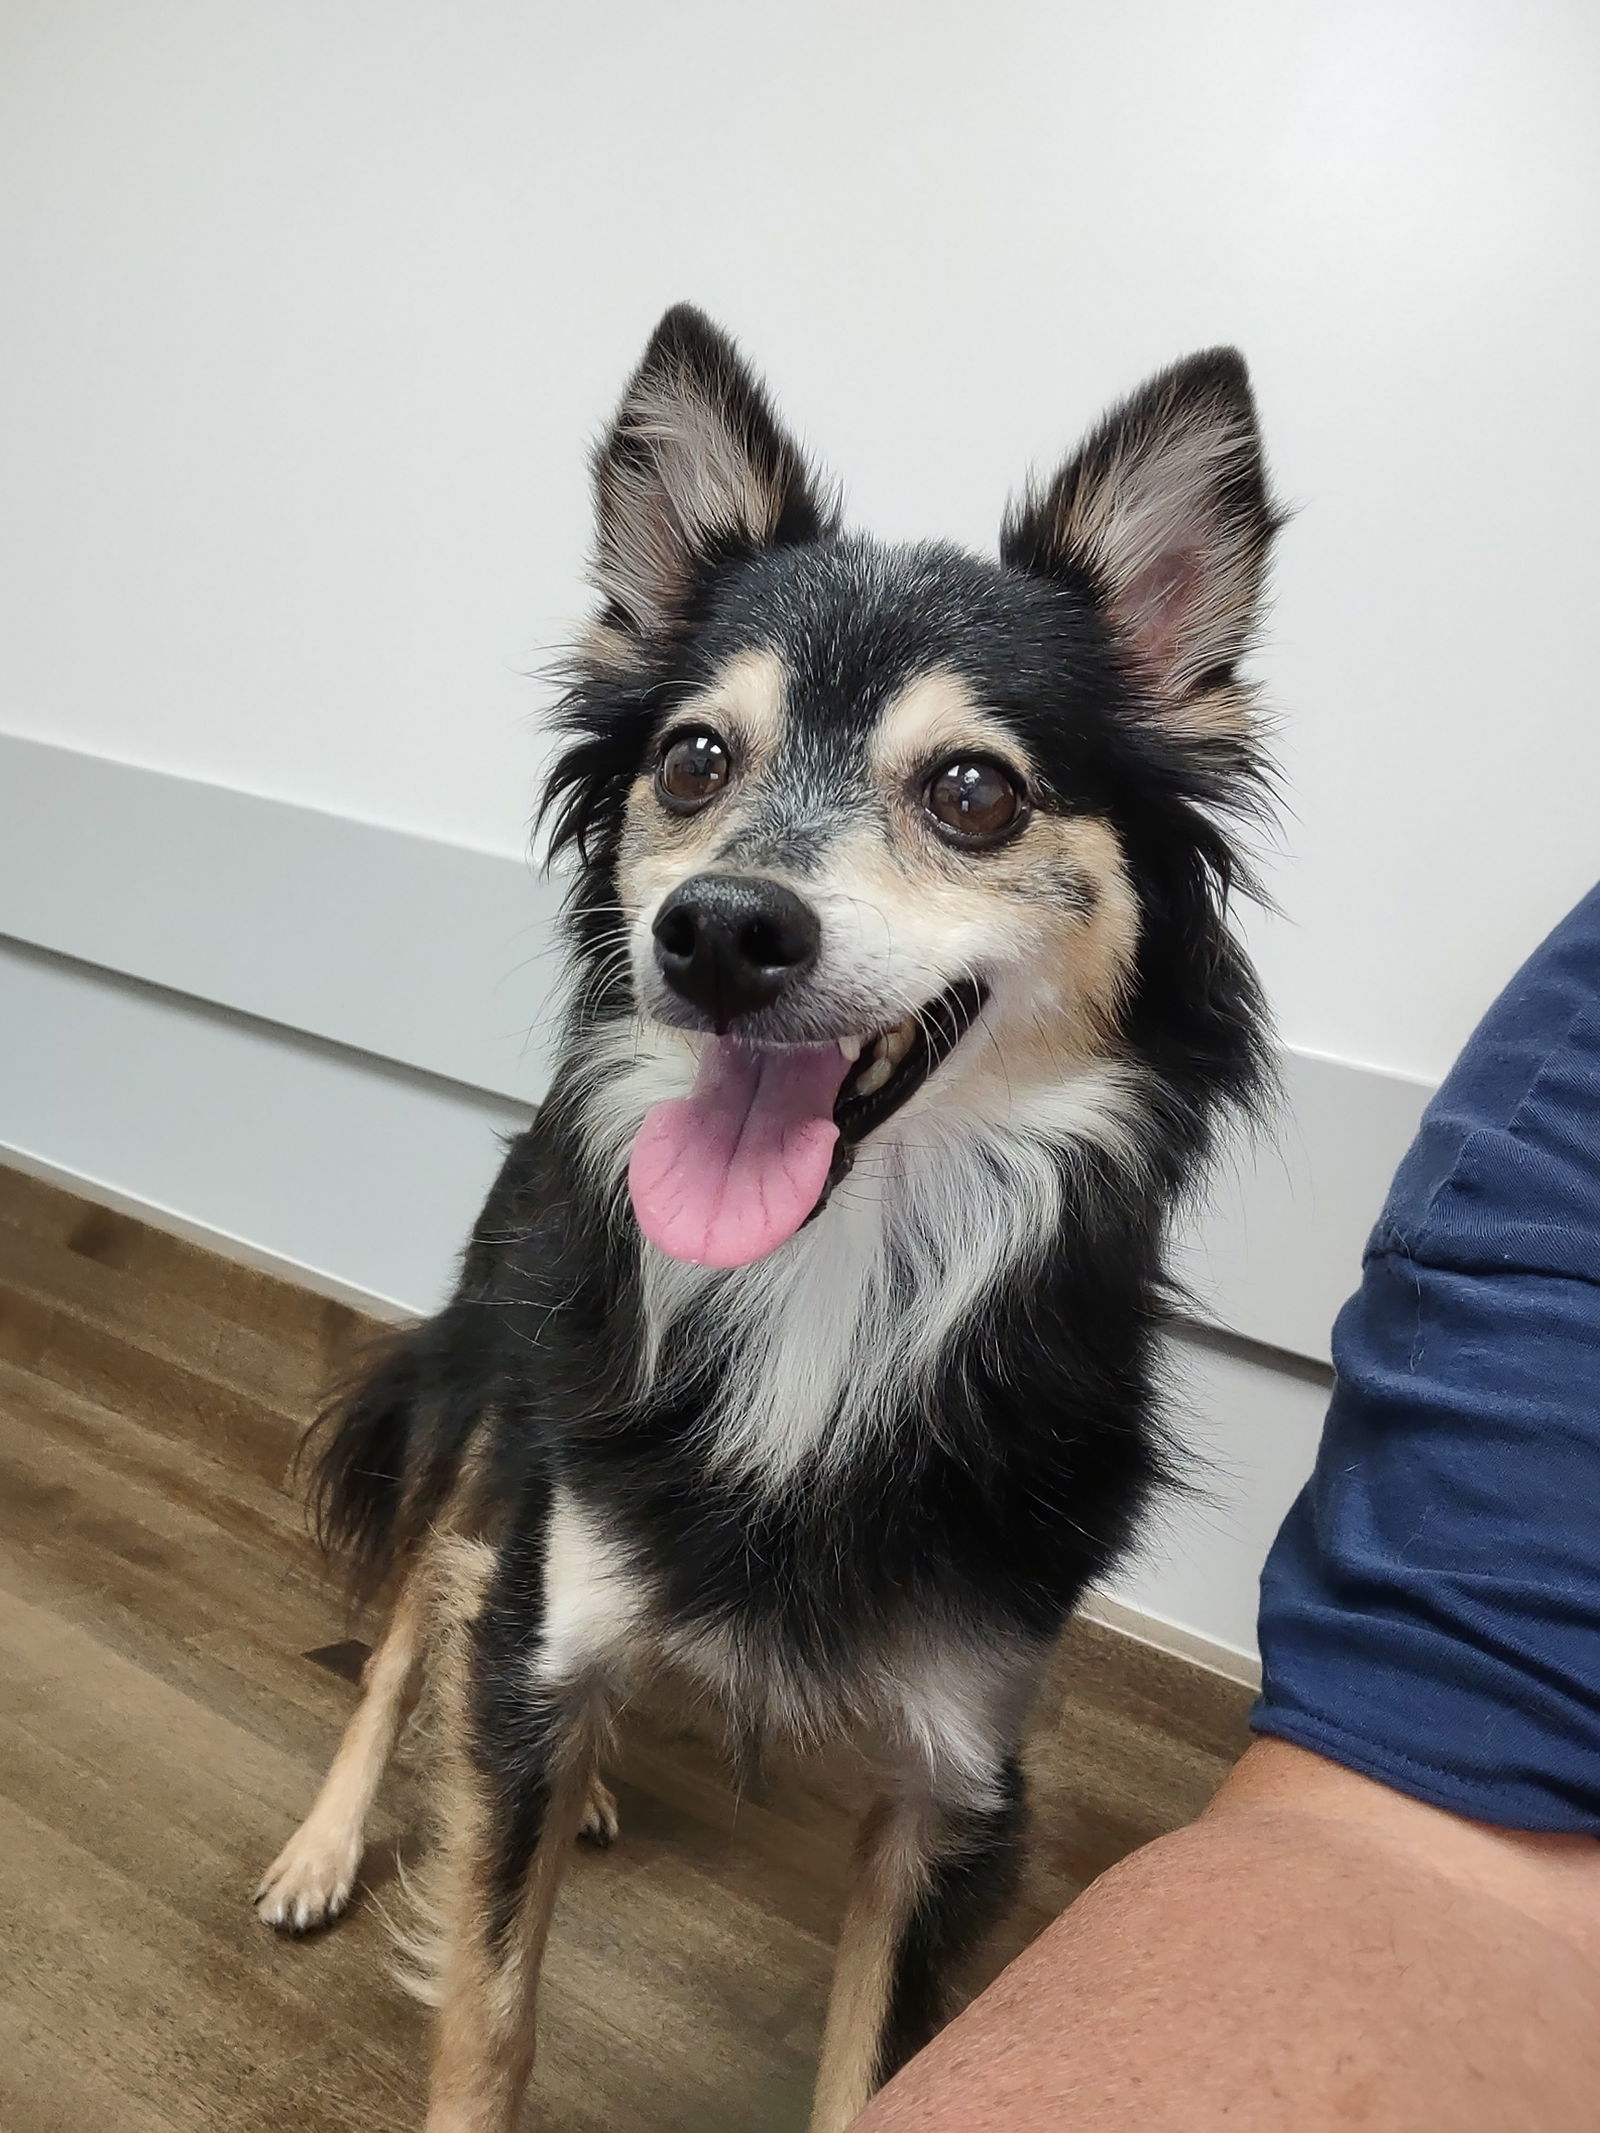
[1253,885,1600,1832]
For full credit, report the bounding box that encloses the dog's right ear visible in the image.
[587,306,835,659]
[1001,351,1280,751]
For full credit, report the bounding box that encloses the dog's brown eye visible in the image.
[924,758,1027,845]
[658,729,731,812]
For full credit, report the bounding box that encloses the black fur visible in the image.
[469,1477,559,1949]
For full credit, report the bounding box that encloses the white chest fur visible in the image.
[576,1015,1144,1490]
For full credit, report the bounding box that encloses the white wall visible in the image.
[5,1,1598,1664]
[5,0,1598,1078]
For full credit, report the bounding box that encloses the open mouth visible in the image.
[627,977,989,1270]
[832,976,989,1144]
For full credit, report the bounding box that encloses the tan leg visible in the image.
[811,1763,1028,2133]
[811,1797,933,2133]
[423,1750,594,2133]
[418,1534,611,2133]
[255,1563,428,1931]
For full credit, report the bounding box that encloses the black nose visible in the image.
[652,874,821,1031]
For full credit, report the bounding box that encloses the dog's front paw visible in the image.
[254,1819,363,1934]
[578,1776,620,1848]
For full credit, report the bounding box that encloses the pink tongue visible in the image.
[628,1040,852,1268]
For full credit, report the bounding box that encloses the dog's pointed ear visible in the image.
[1001,350,1279,739]
[588,305,836,652]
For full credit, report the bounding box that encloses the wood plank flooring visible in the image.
[0,1164,1252,2130]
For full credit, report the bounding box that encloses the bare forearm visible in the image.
[856,1743,1600,2133]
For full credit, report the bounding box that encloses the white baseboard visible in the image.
[1082,1591,1261,1691]
[0,1138,413,1323]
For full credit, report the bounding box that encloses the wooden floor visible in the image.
[0,1164,1252,2131]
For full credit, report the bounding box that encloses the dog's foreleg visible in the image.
[809,1759,1028,2133]
[421,1527,617,2133]
[255,1559,429,1931]
[423,1719,596,2133]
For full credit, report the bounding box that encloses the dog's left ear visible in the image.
[1001,350,1279,739]
[588,304,836,654]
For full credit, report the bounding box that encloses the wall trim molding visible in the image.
[0,733,563,1102]
[0,732,1435,1364]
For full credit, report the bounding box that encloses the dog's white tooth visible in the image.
[881,1020,915,1067]
[853,1056,893,1099]
[837,1035,863,1063]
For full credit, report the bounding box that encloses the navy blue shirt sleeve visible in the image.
[1252,886,1600,1833]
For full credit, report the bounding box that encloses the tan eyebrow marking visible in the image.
[669,646,788,767]
[870,669,1034,787]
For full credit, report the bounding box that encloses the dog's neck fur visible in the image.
[574,1010,1148,1489]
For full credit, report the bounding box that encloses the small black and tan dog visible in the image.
[256,305,1279,2132]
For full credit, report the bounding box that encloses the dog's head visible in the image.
[546,306,1278,1269]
